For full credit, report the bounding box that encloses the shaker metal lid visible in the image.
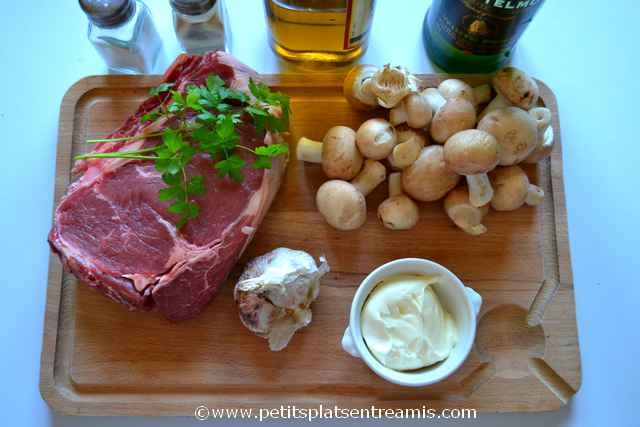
[170,0,216,16]
[79,0,135,28]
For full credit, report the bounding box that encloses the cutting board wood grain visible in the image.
[40,73,580,415]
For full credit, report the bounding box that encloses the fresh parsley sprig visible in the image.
[76,75,290,229]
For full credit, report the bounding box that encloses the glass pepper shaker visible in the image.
[170,0,228,54]
[79,0,162,74]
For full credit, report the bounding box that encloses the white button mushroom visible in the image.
[438,79,492,108]
[438,79,475,105]
[477,107,538,166]
[234,247,329,351]
[388,129,428,170]
[472,84,492,105]
[492,66,540,110]
[430,98,477,144]
[478,92,513,121]
[356,118,398,160]
[524,107,554,163]
[401,145,461,202]
[389,92,432,129]
[343,64,380,111]
[444,129,500,207]
[489,165,544,211]
[444,186,490,235]
[368,64,419,108]
[315,180,367,230]
[296,126,363,180]
[421,87,446,113]
[351,159,387,196]
[377,172,419,230]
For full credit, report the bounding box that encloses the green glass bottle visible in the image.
[423,0,546,73]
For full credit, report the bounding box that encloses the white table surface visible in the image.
[1,0,638,425]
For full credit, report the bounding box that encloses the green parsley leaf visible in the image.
[163,129,184,153]
[162,172,181,186]
[168,200,189,214]
[149,82,174,97]
[251,155,272,169]
[141,111,160,123]
[215,154,246,182]
[187,175,205,196]
[158,186,185,202]
[255,143,289,157]
[78,73,290,230]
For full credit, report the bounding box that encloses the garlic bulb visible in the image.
[369,64,419,109]
[234,247,330,351]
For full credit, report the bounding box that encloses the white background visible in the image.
[1,0,638,425]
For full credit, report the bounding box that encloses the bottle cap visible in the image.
[170,0,216,16]
[79,0,135,28]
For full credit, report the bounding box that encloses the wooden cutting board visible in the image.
[40,73,580,415]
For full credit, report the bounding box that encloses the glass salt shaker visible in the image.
[79,0,162,74]
[170,0,228,54]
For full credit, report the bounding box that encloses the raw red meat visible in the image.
[48,52,287,321]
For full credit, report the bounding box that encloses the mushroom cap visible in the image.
[444,129,500,175]
[477,107,538,165]
[402,145,461,201]
[404,92,432,128]
[438,79,475,105]
[316,180,367,230]
[377,195,420,230]
[489,165,529,211]
[430,98,477,144]
[356,118,398,160]
[397,128,428,145]
[492,67,539,110]
[321,126,363,180]
[343,64,379,111]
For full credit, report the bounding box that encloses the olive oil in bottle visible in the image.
[264,0,376,63]
[423,0,546,73]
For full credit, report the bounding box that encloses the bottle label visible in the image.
[431,0,545,55]
[343,0,375,49]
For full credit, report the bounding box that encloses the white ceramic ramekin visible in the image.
[341,258,482,387]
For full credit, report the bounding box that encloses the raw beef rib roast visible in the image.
[48,52,288,321]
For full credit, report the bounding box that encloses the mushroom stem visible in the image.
[523,107,554,164]
[524,126,555,164]
[388,133,424,169]
[422,88,446,113]
[473,84,492,105]
[449,205,487,236]
[351,160,387,196]
[444,187,489,235]
[525,184,545,206]
[466,173,494,207]
[296,137,323,163]
[388,172,402,197]
[529,107,552,133]
[478,93,512,121]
